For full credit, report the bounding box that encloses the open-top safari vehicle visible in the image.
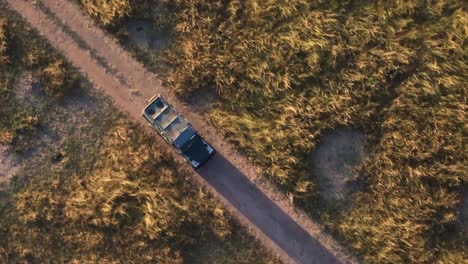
[142,95,216,169]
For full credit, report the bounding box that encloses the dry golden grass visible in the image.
[40,59,66,97]
[89,0,467,262]
[6,120,228,262]
[0,18,7,64]
[80,0,130,25]
[0,5,280,263]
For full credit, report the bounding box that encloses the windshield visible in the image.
[173,126,196,149]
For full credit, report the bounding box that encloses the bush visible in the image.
[39,59,66,97]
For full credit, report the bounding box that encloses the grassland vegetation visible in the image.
[80,0,130,26]
[0,5,280,263]
[78,0,467,262]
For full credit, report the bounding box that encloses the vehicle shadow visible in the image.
[198,154,342,264]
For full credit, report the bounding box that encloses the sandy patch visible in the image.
[313,129,366,201]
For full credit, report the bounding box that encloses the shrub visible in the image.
[39,59,66,97]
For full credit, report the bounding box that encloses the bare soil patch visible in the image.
[14,73,59,148]
[0,145,19,187]
[313,129,366,202]
[187,88,218,114]
[11,71,101,174]
[14,72,39,105]
[126,20,173,52]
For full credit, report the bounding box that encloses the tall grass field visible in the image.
[0,4,280,263]
[77,0,467,262]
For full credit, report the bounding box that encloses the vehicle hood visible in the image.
[181,135,212,167]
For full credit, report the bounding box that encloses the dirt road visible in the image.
[6,1,357,263]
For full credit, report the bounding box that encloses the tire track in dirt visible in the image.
[6,1,357,263]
